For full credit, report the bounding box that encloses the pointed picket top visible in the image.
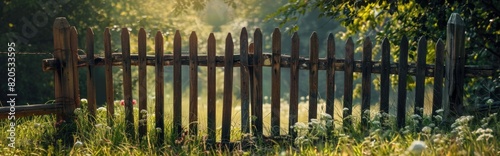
[53,17,70,30]
[241,27,248,55]
[448,13,465,26]
[363,36,372,50]
[226,33,233,47]
[155,31,163,51]
[208,33,216,44]
[346,37,354,54]
[401,35,408,49]
[310,31,318,41]
[138,28,147,55]
[272,28,281,55]
[190,31,197,44]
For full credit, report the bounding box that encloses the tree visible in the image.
[269,0,500,106]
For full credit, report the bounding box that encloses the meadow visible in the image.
[1,94,499,155]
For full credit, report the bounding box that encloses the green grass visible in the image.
[1,96,499,155]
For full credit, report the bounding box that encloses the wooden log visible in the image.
[289,32,299,138]
[154,31,165,145]
[207,33,216,144]
[326,33,335,118]
[104,28,114,126]
[445,13,466,118]
[415,36,427,120]
[240,28,250,134]
[121,28,135,140]
[361,37,372,132]
[343,37,354,127]
[252,29,263,137]
[138,28,147,141]
[189,31,198,136]
[309,32,319,121]
[86,28,97,122]
[222,33,234,144]
[271,28,281,136]
[433,39,444,118]
[397,36,409,129]
[173,30,183,137]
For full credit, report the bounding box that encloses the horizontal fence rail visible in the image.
[42,54,495,77]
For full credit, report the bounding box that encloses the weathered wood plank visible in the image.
[86,28,97,122]
[0,104,63,119]
[248,43,255,135]
[415,36,427,119]
[309,32,319,121]
[189,31,198,136]
[155,31,165,145]
[361,37,372,132]
[240,28,250,134]
[121,27,135,139]
[222,33,234,144]
[253,29,263,136]
[343,37,354,127]
[445,13,466,118]
[53,17,69,121]
[380,38,390,114]
[104,28,114,126]
[207,33,216,144]
[173,30,183,137]
[138,28,147,141]
[326,33,335,117]
[433,39,444,118]
[289,32,299,138]
[69,27,80,110]
[271,28,281,136]
[397,36,409,129]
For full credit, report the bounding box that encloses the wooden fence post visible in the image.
[445,13,466,119]
[53,17,79,122]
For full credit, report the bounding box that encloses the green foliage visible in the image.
[269,0,500,107]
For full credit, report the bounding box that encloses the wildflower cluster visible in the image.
[291,113,334,147]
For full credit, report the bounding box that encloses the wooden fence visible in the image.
[1,13,497,147]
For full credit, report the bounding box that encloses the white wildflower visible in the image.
[80,98,88,105]
[95,124,103,128]
[156,127,162,133]
[320,113,333,120]
[343,107,349,111]
[407,140,426,155]
[486,99,494,105]
[74,108,82,115]
[422,126,432,133]
[34,123,41,128]
[74,140,84,148]
[97,107,107,112]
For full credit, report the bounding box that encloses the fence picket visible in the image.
[104,28,114,126]
[222,33,234,145]
[326,33,335,117]
[121,28,135,139]
[309,32,319,121]
[240,28,250,134]
[361,37,372,131]
[207,33,216,145]
[86,28,97,122]
[397,36,409,128]
[173,30,183,137]
[289,32,299,138]
[343,37,354,127]
[252,29,263,136]
[380,38,390,114]
[189,32,199,136]
[271,28,281,136]
[138,28,147,141]
[69,27,80,110]
[415,36,427,120]
[433,39,444,117]
[154,31,165,145]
